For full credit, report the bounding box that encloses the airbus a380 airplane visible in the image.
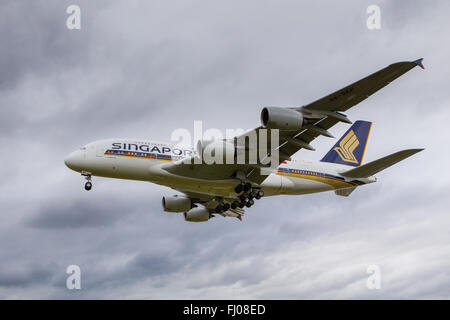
[65,59,425,222]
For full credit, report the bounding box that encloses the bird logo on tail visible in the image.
[333,130,360,164]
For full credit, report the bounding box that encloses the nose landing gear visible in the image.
[82,171,93,191]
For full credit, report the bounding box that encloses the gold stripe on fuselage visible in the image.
[104,151,178,162]
[276,171,355,188]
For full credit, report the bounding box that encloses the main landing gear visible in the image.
[82,171,93,191]
[233,182,264,208]
[234,182,251,194]
[212,180,259,213]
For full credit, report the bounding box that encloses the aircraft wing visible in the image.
[163,59,424,184]
[284,59,424,155]
[301,58,424,113]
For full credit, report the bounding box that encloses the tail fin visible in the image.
[321,120,372,167]
[340,149,424,178]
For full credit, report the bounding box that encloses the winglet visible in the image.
[413,58,425,69]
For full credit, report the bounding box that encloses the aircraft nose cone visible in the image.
[64,151,83,172]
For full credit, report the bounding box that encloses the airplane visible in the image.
[64,58,425,222]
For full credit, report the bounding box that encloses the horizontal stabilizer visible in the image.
[334,186,356,197]
[340,148,423,178]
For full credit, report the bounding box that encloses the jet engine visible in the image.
[162,195,191,212]
[184,206,211,222]
[196,139,236,164]
[260,107,304,131]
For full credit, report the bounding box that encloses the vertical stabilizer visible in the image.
[321,120,372,167]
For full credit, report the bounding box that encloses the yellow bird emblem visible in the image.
[333,130,360,164]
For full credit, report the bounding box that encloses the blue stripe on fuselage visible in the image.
[277,167,365,185]
[105,150,366,185]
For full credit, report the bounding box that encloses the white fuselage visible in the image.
[64,139,376,198]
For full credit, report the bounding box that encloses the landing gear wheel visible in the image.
[234,184,244,194]
[222,203,230,211]
[255,190,264,200]
[231,201,239,209]
[82,171,93,191]
[243,182,252,192]
[245,199,254,208]
[239,193,248,201]
[238,201,245,208]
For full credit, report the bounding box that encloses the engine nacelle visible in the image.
[260,107,304,131]
[162,195,191,212]
[196,139,236,164]
[184,206,210,222]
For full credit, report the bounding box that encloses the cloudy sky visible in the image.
[0,0,449,299]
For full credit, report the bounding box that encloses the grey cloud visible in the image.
[0,0,449,299]
[26,198,132,229]
[0,263,55,288]
[0,1,92,91]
